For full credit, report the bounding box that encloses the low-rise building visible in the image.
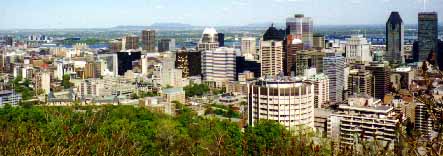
[0,90,22,106]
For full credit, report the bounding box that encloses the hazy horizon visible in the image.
[1,0,443,29]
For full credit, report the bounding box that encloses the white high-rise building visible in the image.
[260,40,283,77]
[309,73,329,108]
[241,37,257,60]
[197,28,219,51]
[202,47,236,87]
[141,55,148,76]
[323,53,345,103]
[248,77,315,130]
[41,71,51,94]
[345,35,372,64]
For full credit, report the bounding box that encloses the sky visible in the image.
[0,0,442,29]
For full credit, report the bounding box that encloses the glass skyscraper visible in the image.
[286,14,313,49]
[418,12,438,63]
[386,11,404,64]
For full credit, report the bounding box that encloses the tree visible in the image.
[62,74,73,89]
[184,84,210,97]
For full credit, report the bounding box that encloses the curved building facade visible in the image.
[248,78,315,130]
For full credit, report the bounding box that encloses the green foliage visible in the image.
[0,105,387,155]
[131,91,159,99]
[184,84,209,97]
[11,76,35,100]
[62,74,73,89]
[207,104,241,119]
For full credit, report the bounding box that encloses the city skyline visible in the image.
[1,0,443,29]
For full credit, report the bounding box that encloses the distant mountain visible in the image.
[244,22,285,28]
[150,23,194,28]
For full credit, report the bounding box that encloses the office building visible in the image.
[438,40,443,69]
[109,39,123,52]
[142,29,156,52]
[418,12,438,64]
[309,73,329,108]
[235,56,261,81]
[34,71,51,95]
[323,53,345,103]
[175,49,202,77]
[248,77,315,130]
[415,102,433,139]
[348,69,373,97]
[286,37,304,76]
[241,37,257,60]
[202,47,236,86]
[158,38,176,52]
[122,35,139,50]
[366,62,391,100]
[97,54,118,77]
[328,96,399,149]
[117,51,141,75]
[313,34,325,50]
[286,14,314,49]
[84,62,98,79]
[260,40,283,77]
[0,90,22,106]
[391,67,415,91]
[197,28,219,51]
[295,50,324,76]
[262,25,286,41]
[345,35,372,64]
[386,11,405,64]
[217,33,225,47]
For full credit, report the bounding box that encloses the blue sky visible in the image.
[0,0,442,29]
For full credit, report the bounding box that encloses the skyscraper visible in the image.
[235,56,261,81]
[386,11,405,64]
[248,77,315,130]
[286,37,304,76]
[345,35,372,64]
[142,29,156,52]
[109,39,123,52]
[366,62,391,100]
[260,40,283,77]
[262,25,285,41]
[313,34,325,50]
[217,33,225,47]
[286,14,314,49]
[418,12,438,63]
[197,28,219,51]
[158,39,176,52]
[202,47,236,87]
[241,37,257,60]
[122,35,139,50]
[323,53,345,103]
[175,49,202,77]
[117,51,141,75]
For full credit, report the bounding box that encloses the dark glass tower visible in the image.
[418,12,438,63]
[217,33,225,47]
[235,56,261,80]
[262,25,286,41]
[117,51,141,75]
[386,11,404,64]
